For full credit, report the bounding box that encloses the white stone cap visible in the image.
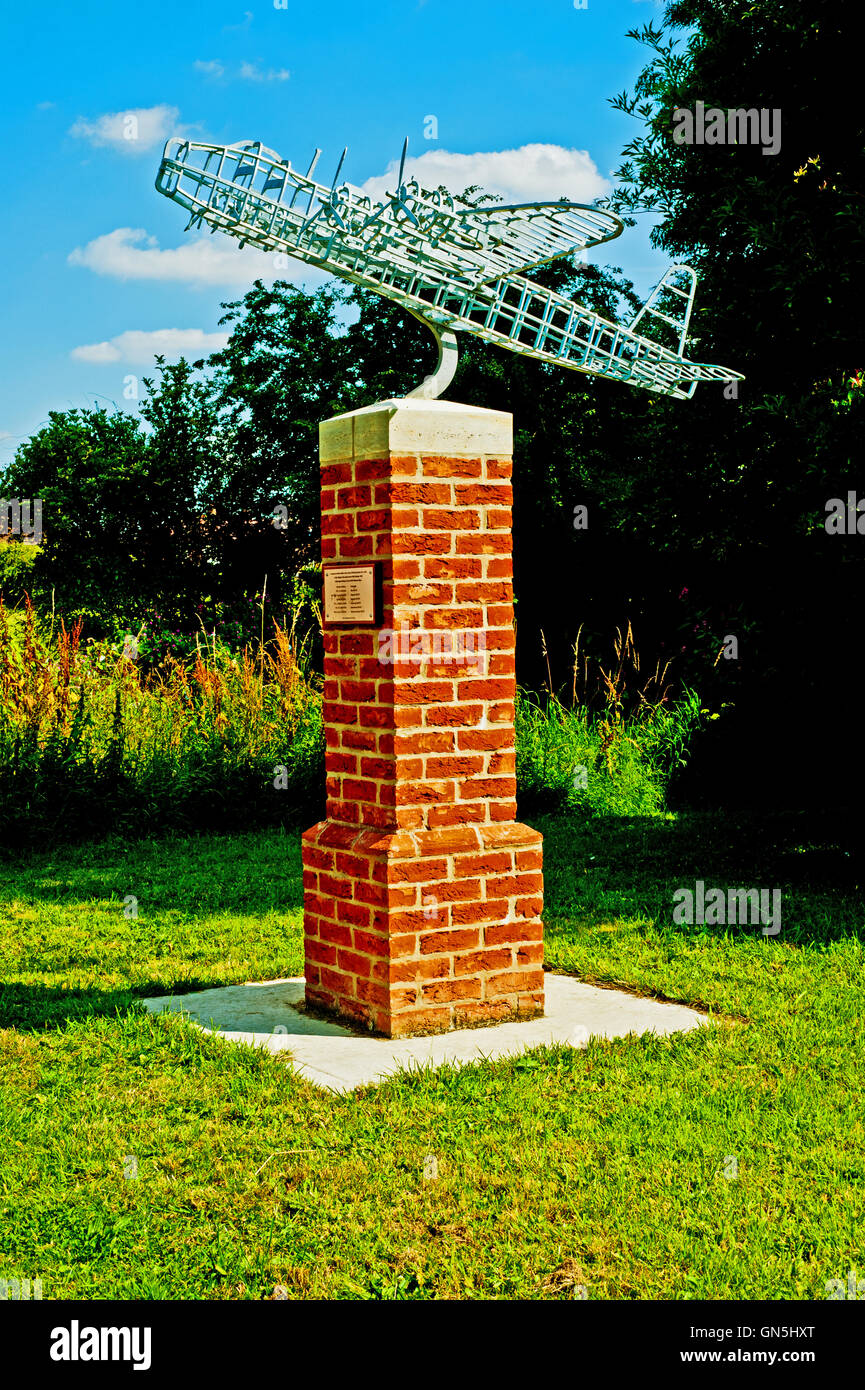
[320,397,513,462]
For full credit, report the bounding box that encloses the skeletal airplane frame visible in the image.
[156,136,742,400]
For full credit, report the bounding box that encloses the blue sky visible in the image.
[0,0,666,466]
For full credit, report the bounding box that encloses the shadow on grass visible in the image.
[0,769,325,855]
[532,808,863,948]
[0,981,139,1031]
[0,826,305,912]
[0,977,240,1032]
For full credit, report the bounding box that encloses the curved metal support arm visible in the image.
[404,311,459,400]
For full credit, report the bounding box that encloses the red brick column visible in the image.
[302,399,544,1037]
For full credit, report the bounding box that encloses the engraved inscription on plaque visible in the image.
[323,563,378,625]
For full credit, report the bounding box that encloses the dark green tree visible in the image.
[1,361,241,633]
[606,0,865,558]
[604,0,865,807]
[1,406,150,622]
[207,281,355,569]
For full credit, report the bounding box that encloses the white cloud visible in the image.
[360,143,610,206]
[69,104,181,155]
[70,329,231,365]
[68,227,328,290]
[69,228,279,286]
[0,431,12,441]
[193,57,289,82]
[224,9,253,31]
[239,61,290,82]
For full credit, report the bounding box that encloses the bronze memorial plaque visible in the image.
[322,563,379,626]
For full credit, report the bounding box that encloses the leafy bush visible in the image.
[0,542,40,604]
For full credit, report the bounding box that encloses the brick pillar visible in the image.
[302,398,544,1038]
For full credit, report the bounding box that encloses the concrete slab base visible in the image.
[142,974,707,1093]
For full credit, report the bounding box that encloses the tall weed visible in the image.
[0,599,323,847]
[517,622,705,816]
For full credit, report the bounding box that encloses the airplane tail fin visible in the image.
[628,264,698,358]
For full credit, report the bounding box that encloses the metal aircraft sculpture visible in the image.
[156,136,742,400]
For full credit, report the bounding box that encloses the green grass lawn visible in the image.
[1,810,862,1300]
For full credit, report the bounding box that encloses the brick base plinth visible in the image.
[302,819,544,1037]
[303,397,544,1038]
